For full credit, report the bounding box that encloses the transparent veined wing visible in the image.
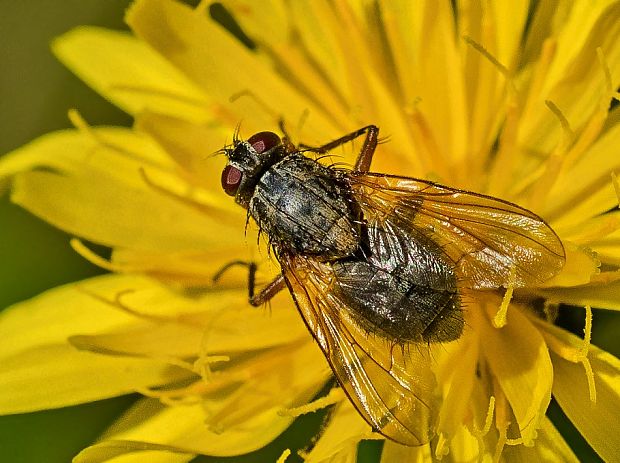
[347,172,565,289]
[280,253,439,446]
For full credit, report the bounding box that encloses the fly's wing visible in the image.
[348,173,566,289]
[280,253,438,446]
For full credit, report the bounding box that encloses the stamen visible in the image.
[582,356,597,404]
[278,387,344,417]
[68,108,97,140]
[276,449,291,463]
[68,334,199,374]
[193,354,230,381]
[472,395,495,437]
[493,427,507,463]
[68,109,166,169]
[580,305,593,357]
[505,436,525,446]
[522,101,574,211]
[70,238,125,272]
[470,395,496,463]
[230,90,280,121]
[494,266,515,328]
[434,433,449,460]
[135,384,203,406]
[611,172,620,208]
[462,36,510,78]
[492,389,511,462]
[537,306,597,403]
[75,284,180,325]
[544,100,574,148]
[552,48,618,178]
[463,36,521,193]
[581,305,597,403]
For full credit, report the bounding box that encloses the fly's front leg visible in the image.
[298,125,379,173]
[250,274,286,306]
[213,261,286,307]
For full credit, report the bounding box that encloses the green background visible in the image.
[0,2,615,462]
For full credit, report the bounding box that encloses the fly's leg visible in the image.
[251,274,286,306]
[298,125,380,173]
[213,261,286,307]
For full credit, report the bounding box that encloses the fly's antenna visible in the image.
[209,140,232,159]
[377,135,391,145]
[232,121,242,145]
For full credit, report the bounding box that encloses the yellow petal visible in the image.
[71,289,308,357]
[436,332,479,440]
[539,242,600,288]
[541,324,620,462]
[69,323,204,359]
[0,127,170,180]
[0,274,152,359]
[110,247,249,286]
[408,1,468,165]
[475,304,553,445]
[1,125,243,256]
[557,210,620,245]
[0,274,212,413]
[491,1,530,68]
[518,0,620,157]
[540,279,620,310]
[585,213,620,265]
[458,1,526,176]
[5,130,242,252]
[219,0,289,45]
[546,122,620,227]
[443,426,483,462]
[52,27,210,122]
[11,167,239,251]
[91,398,288,458]
[74,440,194,463]
[303,401,374,462]
[96,341,329,457]
[0,346,185,414]
[135,112,228,193]
[380,441,431,463]
[126,0,336,138]
[590,243,620,267]
[220,0,352,133]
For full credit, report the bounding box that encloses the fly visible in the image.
[217,125,565,446]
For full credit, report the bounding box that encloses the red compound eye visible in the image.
[247,131,281,154]
[221,165,243,196]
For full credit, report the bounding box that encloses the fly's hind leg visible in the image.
[213,261,286,307]
[295,125,380,173]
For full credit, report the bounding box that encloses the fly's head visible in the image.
[221,131,284,208]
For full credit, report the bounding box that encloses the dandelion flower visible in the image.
[1,0,620,462]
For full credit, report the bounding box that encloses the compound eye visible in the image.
[221,165,243,196]
[247,131,281,154]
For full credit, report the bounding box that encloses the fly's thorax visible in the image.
[249,154,362,259]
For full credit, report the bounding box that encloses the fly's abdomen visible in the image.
[249,155,360,259]
[333,224,463,343]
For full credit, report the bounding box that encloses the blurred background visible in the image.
[0,2,616,462]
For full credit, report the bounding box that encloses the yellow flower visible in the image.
[1,0,620,462]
